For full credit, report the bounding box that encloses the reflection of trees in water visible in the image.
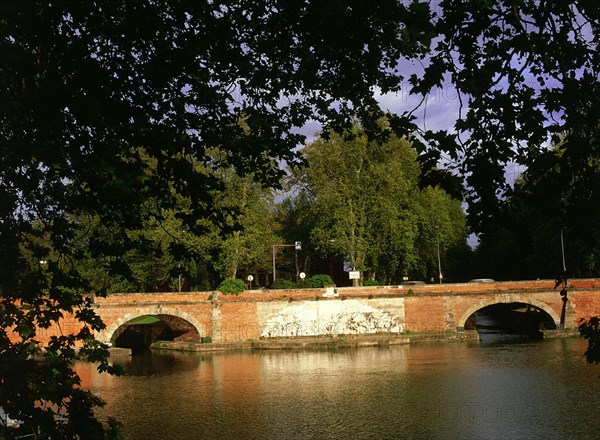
[114,350,203,377]
[85,339,595,439]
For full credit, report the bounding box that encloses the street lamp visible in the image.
[437,237,443,284]
[178,263,182,292]
[272,242,301,283]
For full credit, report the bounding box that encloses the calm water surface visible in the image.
[78,338,600,440]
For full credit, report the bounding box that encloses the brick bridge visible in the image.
[88,279,600,345]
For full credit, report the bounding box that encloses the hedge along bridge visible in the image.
[75,279,600,348]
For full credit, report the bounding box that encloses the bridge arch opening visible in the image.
[463,302,557,342]
[110,313,202,351]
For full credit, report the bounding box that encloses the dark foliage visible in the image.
[2,1,599,436]
[579,317,600,365]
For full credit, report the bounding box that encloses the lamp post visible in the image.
[272,241,301,283]
[178,263,182,292]
[437,237,443,284]
[559,228,568,328]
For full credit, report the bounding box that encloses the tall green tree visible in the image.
[476,124,600,280]
[413,187,470,282]
[298,127,419,284]
[74,158,277,292]
[292,125,468,285]
[212,170,277,280]
[74,203,221,294]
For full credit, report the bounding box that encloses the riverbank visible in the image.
[143,328,581,353]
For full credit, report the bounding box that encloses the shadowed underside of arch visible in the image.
[99,307,205,345]
[458,296,560,330]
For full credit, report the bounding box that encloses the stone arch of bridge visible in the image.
[457,296,561,329]
[100,307,205,344]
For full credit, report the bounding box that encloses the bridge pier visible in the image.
[211,303,222,342]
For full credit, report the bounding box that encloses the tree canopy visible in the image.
[287,125,468,285]
[1,1,599,436]
[414,1,600,231]
[475,131,600,280]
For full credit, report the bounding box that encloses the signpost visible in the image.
[349,268,360,287]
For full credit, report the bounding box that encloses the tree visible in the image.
[291,124,468,285]
[298,126,419,284]
[74,159,277,292]
[410,2,599,233]
[74,205,221,293]
[412,186,470,282]
[212,170,278,281]
[475,125,600,280]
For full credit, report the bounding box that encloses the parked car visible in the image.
[468,278,495,283]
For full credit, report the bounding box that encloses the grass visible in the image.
[127,315,161,324]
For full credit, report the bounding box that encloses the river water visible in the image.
[78,337,600,440]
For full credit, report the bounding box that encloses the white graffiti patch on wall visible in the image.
[261,299,403,337]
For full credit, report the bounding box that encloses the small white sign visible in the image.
[349,271,360,280]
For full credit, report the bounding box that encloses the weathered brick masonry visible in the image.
[10,279,600,345]
[86,279,600,344]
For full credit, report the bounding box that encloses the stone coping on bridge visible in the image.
[92,278,600,305]
[150,331,482,352]
[93,291,213,304]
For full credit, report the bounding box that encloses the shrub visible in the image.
[272,279,297,289]
[217,278,246,295]
[363,280,381,286]
[302,274,335,288]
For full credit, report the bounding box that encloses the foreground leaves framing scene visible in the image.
[1,1,599,437]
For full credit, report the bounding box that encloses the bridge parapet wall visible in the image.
[207,279,600,338]
[13,279,600,345]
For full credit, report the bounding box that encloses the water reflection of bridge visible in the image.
[86,279,600,349]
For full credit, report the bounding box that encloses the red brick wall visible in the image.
[570,291,600,323]
[404,296,446,332]
[219,302,260,341]
[9,279,600,344]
